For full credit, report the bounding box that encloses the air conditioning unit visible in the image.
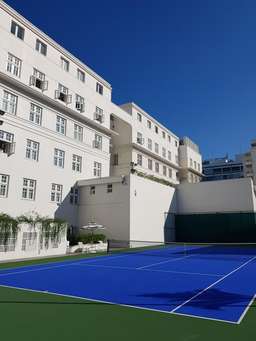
[55,90,72,104]
[76,102,85,113]
[93,140,101,149]
[29,76,48,91]
[137,137,144,145]
[94,112,104,123]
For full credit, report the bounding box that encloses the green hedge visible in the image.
[69,233,106,246]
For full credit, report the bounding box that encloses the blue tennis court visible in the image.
[0,243,255,324]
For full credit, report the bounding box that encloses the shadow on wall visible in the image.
[164,196,177,243]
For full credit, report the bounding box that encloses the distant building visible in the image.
[240,139,256,188]
[202,155,244,181]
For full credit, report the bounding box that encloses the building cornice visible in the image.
[0,72,118,138]
[132,142,180,170]
[0,1,112,90]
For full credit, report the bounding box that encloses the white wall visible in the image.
[129,174,176,242]
[177,178,256,213]
[0,223,67,261]
[77,177,130,241]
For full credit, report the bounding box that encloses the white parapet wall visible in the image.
[176,177,256,213]
[0,222,68,261]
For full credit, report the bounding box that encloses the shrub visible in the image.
[79,233,106,244]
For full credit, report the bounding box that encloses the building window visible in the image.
[11,21,25,40]
[162,147,166,158]
[75,94,85,113]
[168,168,172,178]
[22,178,36,200]
[190,158,193,167]
[148,159,153,170]
[30,68,48,91]
[26,139,39,161]
[55,84,71,103]
[137,154,143,166]
[96,82,103,95]
[90,186,95,195]
[0,233,16,252]
[168,135,171,143]
[155,143,159,154]
[93,162,102,177]
[51,184,63,203]
[77,69,85,82]
[175,140,178,147]
[2,91,18,115]
[36,39,47,56]
[54,149,65,168]
[137,132,144,145]
[0,174,9,198]
[137,113,142,122]
[94,107,104,123]
[197,163,201,172]
[168,151,172,161]
[72,154,82,172]
[155,126,158,134]
[194,161,197,169]
[107,184,112,193]
[155,162,159,173]
[175,155,179,164]
[29,103,42,125]
[74,124,83,142]
[162,131,166,139]
[148,138,152,150]
[70,187,79,204]
[147,120,152,129]
[6,53,22,77]
[61,57,69,72]
[56,116,66,135]
[93,134,102,150]
[113,153,119,166]
[163,165,167,176]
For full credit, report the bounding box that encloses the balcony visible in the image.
[94,112,104,124]
[0,130,15,156]
[29,75,48,91]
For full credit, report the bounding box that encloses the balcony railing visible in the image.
[55,90,72,104]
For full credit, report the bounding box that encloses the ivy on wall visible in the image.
[0,212,67,251]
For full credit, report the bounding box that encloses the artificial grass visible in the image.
[0,255,255,340]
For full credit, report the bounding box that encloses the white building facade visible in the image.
[0,2,203,259]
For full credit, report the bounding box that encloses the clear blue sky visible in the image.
[5,0,256,159]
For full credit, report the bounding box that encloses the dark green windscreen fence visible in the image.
[174,212,256,242]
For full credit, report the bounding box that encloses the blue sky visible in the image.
[5,0,256,159]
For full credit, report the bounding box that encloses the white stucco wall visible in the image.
[129,174,176,242]
[177,178,256,213]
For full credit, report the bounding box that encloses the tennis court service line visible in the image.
[76,262,222,277]
[170,254,256,317]
[137,254,194,270]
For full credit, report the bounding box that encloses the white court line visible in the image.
[76,263,222,277]
[0,283,237,325]
[171,311,238,324]
[170,254,256,316]
[237,294,256,324]
[0,253,135,277]
[137,254,194,270]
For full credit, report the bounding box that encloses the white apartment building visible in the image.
[0,2,203,258]
[240,140,256,189]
